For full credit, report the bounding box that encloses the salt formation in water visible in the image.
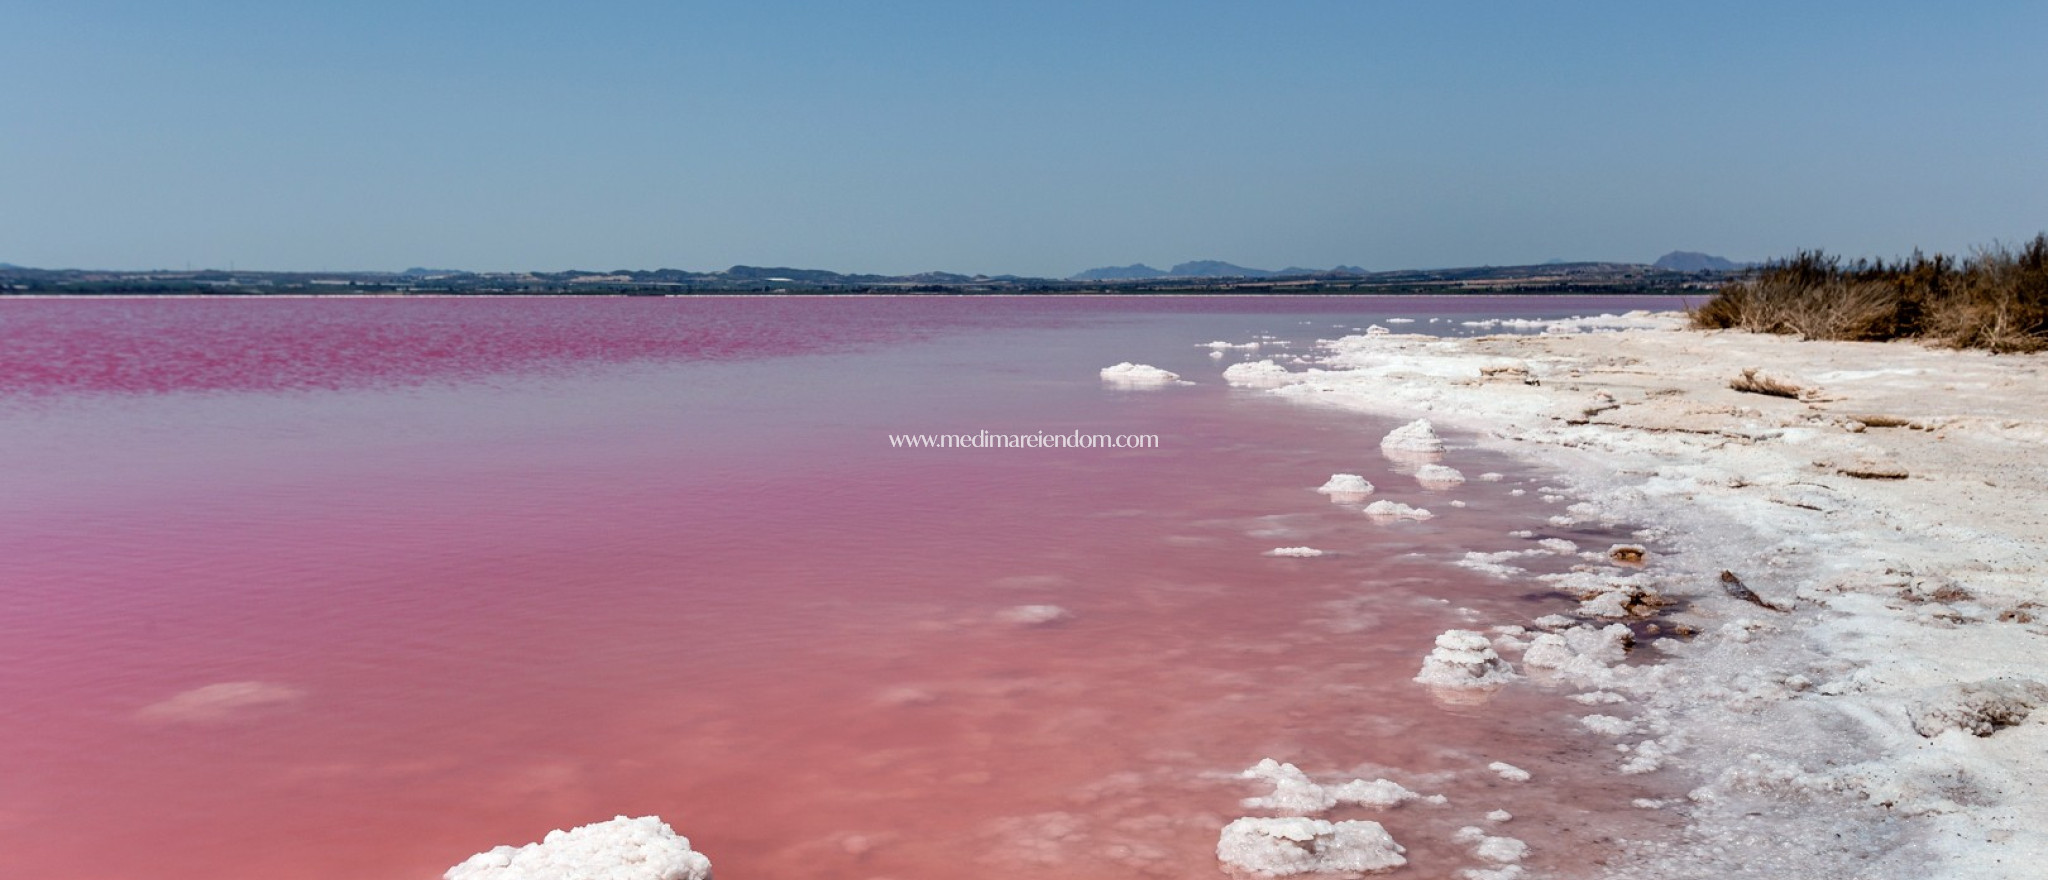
[1216,818,1407,876]
[1099,362,1181,386]
[1487,762,1530,783]
[444,816,712,880]
[1315,473,1374,496]
[998,604,1072,626]
[1265,547,1327,558]
[136,681,305,724]
[1414,464,1466,488]
[1237,759,1440,813]
[1203,340,1262,350]
[1379,419,1444,459]
[1414,630,1516,689]
[1223,360,1296,388]
[1362,500,1433,522]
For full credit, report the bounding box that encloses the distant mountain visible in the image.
[1168,260,1274,278]
[1070,264,1166,281]
[1653,251,1745,272]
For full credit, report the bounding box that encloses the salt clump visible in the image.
[1099,363,1181,386]
[1414,464,1467,488]
[1363,500,1434,522]
[1223,360,1296,388]
[1216,818,1407,876]
[1316,474,1375,496]
[1487,762,1530,782]
[1238,759,1437,813]
[444,816,711,880]
[1415,630,1516,689]
[1906,678,2048,737]
[1379,419,1445,455]
[1265,547,1327,558]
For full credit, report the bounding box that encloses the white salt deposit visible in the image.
[1485,809,1512,823]
[1222,359,1297,388]
[1238,759,1437,814]
[1315,473,1375,496]
[1203,340,1262,350]
[1414,630,1516,689]
[1265,547,1327,558]
[1362,500,1433,522]
[1099,362,1181,386]
[1414,464,1467,488]
[1227,308,2048,877]
[1379,419,1445,454]
[1487,762,1530,783]
[1216,817,1407,876]
[444,816,711,880]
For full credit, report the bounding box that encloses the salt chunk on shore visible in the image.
[1265,547,1327,558]
[1223,360,1296,388]
[1415,465,1467,488]
[1380,419,1446,454]
[1100,363,1181,386]
[1415,630,1516,689]
[444,816,711,880]
[1907,679,2048,737]
[1485,810,1512,822]
[1487,762,1530,782]
[1217,818,1407,876]
[1363,500,1434,521]
[998,604,1071,626]
[1316,474,1375,496]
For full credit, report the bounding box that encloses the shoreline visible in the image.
[1231,313,2048,878]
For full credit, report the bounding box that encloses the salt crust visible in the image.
[444,816,711,880]
[1265,547,1327,558]
[1216,817,1407,876]
[1242,309,2048,878]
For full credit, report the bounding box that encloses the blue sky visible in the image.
[4,1,2044,275]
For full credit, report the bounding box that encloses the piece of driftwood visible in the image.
[1729,368,1803,399]
[1720,570,1786,611]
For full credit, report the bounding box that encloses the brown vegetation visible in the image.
[1693,234,2048,352]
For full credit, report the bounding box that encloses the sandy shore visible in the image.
[1226,313,2048,879]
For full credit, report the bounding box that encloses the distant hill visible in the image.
[1070,264,1166,281]
[1653,251,1746,272]
[1169,260,1274,278]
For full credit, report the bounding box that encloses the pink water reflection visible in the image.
[0,296,1689,879]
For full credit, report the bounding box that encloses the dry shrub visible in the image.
[1691,234,2048,351]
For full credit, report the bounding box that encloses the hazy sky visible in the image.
[5,1,2045,276]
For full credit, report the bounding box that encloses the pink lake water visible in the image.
[1,295,1695,879]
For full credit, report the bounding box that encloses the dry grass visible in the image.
[1693,234,2048,352]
